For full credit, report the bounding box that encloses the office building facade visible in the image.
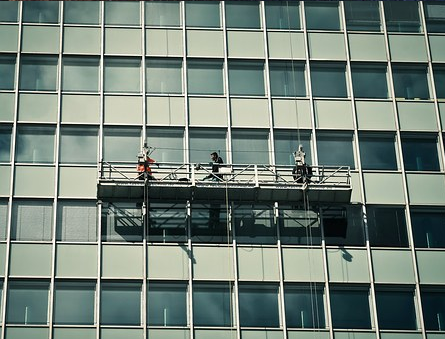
[0,1,445,339]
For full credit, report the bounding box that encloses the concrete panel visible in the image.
[105,28,142,55]
[63,27,101,54]
[148,245,189,280]
[397,102,438,131]
[388,35,428,62]
[241,330,283,339]
[53,328,96,339]
[61,94,101,124]
[355,101,396,130]
[10,243,52,277]
[282,248,325,282]
[334,332,377,339]
[231,98,270,127]
[22,26,60,53]
[0,243,7,276]
[308,33,346,60]
[146,29,183,56]
[350,171,363,204]
[0,93,15,121]
[327,248,370,283]
[380,333,422,339]
[272,99,312,129]
[102,245,144,278]
[58,167,97,198]
[348,33,387,61]
[187,30,224,57]
[195,330,235,339]
[104,95,143,125]
[0,25,19,52]
[288,332,330,339]
[189,97,228,127]
[372,250,415,283]
[148,329,190,339]
[406,174,445,205]
[0,166,11,196]
[363,173,405,204]
[147,96,185,126]
[6,327,49,339]
[416,251,445,284]
[238,246,280,281]
[429,35,445,62]
[14,166,55,197]
[193,245,234,280]
[100,329,143,339]
[228,31,265,58]
[56,244,98,278]
[18,93,58,123]
[315,100,353,129]
[267,32,306,59]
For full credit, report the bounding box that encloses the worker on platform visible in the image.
[292,145,312,184]
[204,152,224,181]
[137,144,156,180]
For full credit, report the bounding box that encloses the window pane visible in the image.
[351,64,388,99]
[104,58,141,93]
[229,61,265,96]
[433,66,445,99]
[0,1,18,22]
[234,204,276,245]
[64,1,100,25]
[411,211,445,249]
[56,201,97,242]
[23,1,59,24]
[305,1,340,31]
[316,133,355,169]
[6,281,49,324]
[103,127,140,162]
[359,133,397,170]
[19,56,58,91]
[187,60,223,95]
[265,1,300,30]
[101,202,142,242]
[186,1,220,28]
[105,1,140,26]
[239,285,279,327]
[384,1,421,33]
[146,1,181,27]
[225,1,261,29]
[344,1,381,31]
[424,2,445,33]
[146,59,182,94]
[101,283,141,325]
[16,126,55,164]
[148,283,187,326]
[189,129,227,164]
[367,206,408,247]
[421,289,445,330]
[191,203,229,244]
[62,57,99,92]
[0,56,16,90]
[54,282,95,325]
[59,127,98,164]
[375,289,417,330]
[330,288,372,329]
[11,200,53,241]
[269,61,306,97]
[392,65,430,100]
[323,206,365,246]
[279,207,321,245]
[274,130,311,166]
[194,284,232,326]
[0,126,12,162]
[284,284,325,328]
[232,130,269,165]
[311,63,347,98]
[148,202,187,243]
[0,200,8,240]
[147,128,184,163]
[401,135,440,171]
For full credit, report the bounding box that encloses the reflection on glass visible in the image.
[6,281,49,324]
[411,211,445,248]
[424,2,445,33]
[148,203,187,243]
[234,204,276,244]
[232,130,269,165]
[351,64,388,99]
[359,133,398,170]
[104,58,141,93]
[269,61,306,97]
[101,283,141,325]
[146,59,182,94]
[186,1,220,28]
[316,133,355,169]
[433,66,445,99]
[11,200,53,241]
[392,66,429,100]
[0,1,18,22]
[193,284,232,326]
[265,1,300,30]
[103,127,140,162]
[56,201,97,242]
[279,207,320,245]
[147,128,184,163]
[225,1,261,29]
[62,57,99,92]
[60,127,98,164]
[305,1,340,31]
[239,285,279,327]
[148,283,187,326]
[189,129,226,164]
[323,206,364,246]
[375,289,417,330]
[187,60,224,95]
[384,2,421,33]
[19,56,58,91]
[105,1,140,26]
[274,130,311,166]
[421,290,445,330]
[16,126,55,164]
[0,56,15,90]
[330,288,372,329]
[191,203,229,243]
[228,61,265,96]
[0,126,12,162]
[146,1,181,27]
[54,282,95,325]
[366,206,408,247]
[311,63,347,98]
[23,1,59,24]
[344,2,381,31]
[401,135,440,171]
[285,284,325,328]
[101,202,142,242]
[64,1,100,25]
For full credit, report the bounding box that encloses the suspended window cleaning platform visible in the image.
[97,161,352,203]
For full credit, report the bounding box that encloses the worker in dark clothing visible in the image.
[204,152,224,181]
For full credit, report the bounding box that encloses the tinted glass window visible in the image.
[421,290,445,330]
[187,60,223,95]
[305,1,340,31]
[0,126,12,162]
[104,58,141,93]
[54,282,95,325]
[232,130,269,165]
[62,57,99,92]
[186,1,220,28]
[344,1,381,31]
[330,288,372,329]
[16,126,55,164]
[375,289,417,330]
[0,201,7,240]
[59,127,98,164]
[146,1,181,27]
[149,203,187,243]
[284,284,325,328]
[279,207,321,246]
[0,56,16,90]
[351,64,388,99]
[433,66,445,99]
[274,130,311,166]
[311,63,347,98]
[265,1,300,30]
[146,59,182,94]
[384,1,421,33]
[317,133,355,169]
[191,203,229,244]
[392,65,430,100]
[148,283,187,326]
[0,1,18,22]
[367,206,408,247]
[20,56,58,91]
[225,1,261,29]
[323,206,365,246]
[411,211,445,249]
[103,127,140,162]
[189,129,227,164]
[11,200,53,241]
[23,1,59,23]
[424,2,445,33]
[56,201,97,242]
[101,283,141,325]
[228,61,265,96]
[234,204,276,244]
[239,285,279,327]
[359,133,398,170]
[147,128,184,163]
[105,1,140,26]
[64,1,100,25]
[401,135,440,171]
[101,202,142,242]
[193,284,232,326]
[269,61,306,97]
